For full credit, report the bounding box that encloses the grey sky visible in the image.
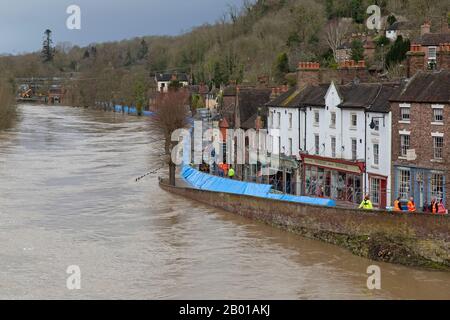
[0,0,245,54]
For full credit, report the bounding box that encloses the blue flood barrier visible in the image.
[114,105,156,117]
[181,166,336,207]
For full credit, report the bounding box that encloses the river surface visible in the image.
[0,104,449,300]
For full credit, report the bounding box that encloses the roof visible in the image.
[237,88,272,128]
[416,33,450,46]
[337,83,399,112]
[155,73,189,82]
[390,71,450,103]
[241,113,258,130]
[267,83,398,113]
[266,85,328,108]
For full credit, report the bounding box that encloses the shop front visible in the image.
[394,166,446,211]
[301,155,365,204]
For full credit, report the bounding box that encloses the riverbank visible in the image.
[0,79,16,130]
[160,179,450,271]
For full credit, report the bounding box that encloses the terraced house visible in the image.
[390,70,450,210]
[266,62,398,207]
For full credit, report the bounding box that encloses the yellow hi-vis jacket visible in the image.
[359,200,373,210]
[228,168,235,178]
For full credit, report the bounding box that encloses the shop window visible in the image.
[430,173,444,202]
[398,169,411,199]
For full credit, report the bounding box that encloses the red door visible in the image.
[380,179,387,209]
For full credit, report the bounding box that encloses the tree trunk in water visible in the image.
[169,161,176,186]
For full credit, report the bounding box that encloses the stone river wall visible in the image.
[160,180,450,270]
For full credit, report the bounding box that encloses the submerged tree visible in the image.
[154,90,190,186]
[41,29,55,63]
[134,79,146,116]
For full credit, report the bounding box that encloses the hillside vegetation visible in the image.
[0,0,449,107]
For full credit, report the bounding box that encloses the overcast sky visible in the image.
[0,0,245,54]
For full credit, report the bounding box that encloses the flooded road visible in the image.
[0,104,449,299]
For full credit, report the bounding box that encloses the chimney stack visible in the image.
[297,62,321,90]
[337,60,369,84]
[407,44,426,77]
[438,43,450,71]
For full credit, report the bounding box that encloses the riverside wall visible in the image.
[160,180,450,270]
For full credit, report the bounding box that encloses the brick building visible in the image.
[390,71,450,210]
[407,22,450,77]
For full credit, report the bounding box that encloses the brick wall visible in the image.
[160,181,450,269]
[391,102,449,206]
[297,62,321,90]
[438,51,450,71]
[407,52,426,78]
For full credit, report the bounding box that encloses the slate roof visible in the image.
[266,83,399,113]
[338,83,399,112]
[238,88,272,128]
[390,70,450,103]
[416,33,450,46]
[266,85,329,108]
[155,73,189,82]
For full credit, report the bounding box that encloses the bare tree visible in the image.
[325,18,351,62]
[154,90,190,186]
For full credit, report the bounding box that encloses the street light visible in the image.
[369,115,385,130]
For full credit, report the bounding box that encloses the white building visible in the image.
[155,73,189,93]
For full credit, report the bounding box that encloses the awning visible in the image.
[301,154,365,174]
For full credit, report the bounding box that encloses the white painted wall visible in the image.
[365,111,392,205]
[157,81,189,93]
[268,107,302,158]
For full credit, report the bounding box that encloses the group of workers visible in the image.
[359,195,447,214]
[218,163,235,179]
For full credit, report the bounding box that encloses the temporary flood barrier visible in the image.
[181,165,336,207]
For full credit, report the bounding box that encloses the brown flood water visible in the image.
[0,104,448,300]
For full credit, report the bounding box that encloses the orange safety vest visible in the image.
[407,201,416,212]
[438,203,447,214]
[431,202,438,214]
[393,200,401,211]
